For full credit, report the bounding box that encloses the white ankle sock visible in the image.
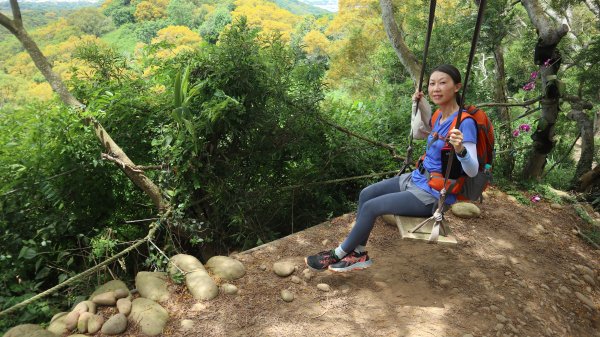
[354,245,366,253]
[334,246,347,259]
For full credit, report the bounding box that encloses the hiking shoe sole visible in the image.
[304,257,328,272]
[328,260,373,272]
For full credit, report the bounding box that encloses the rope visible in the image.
[0,222,160,317]
[280,170,401,191]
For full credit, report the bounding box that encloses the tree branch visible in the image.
[315,114,404,161]
[0,12,17,34]
[520,0,569,44]
[9,0,22,27]
[477,97,542,108]
[379,0,421,82]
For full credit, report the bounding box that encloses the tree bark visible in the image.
[565,96,595,189]
[379,0,421,83]
[520,0,569,180]
[1,0,167,211]
[584,0,600,19]
[492,44,514,179]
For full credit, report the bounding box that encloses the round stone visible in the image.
[273,261,295,277]
[317,283,331,292]
[281,289,294,302]
[451,202,481,218]
[101,314,128,335]
[221,283,239,295]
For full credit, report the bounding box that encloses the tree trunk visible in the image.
[379,0,421,83]
[0,1,167,211]
[492,44,514,179]
[585,0,600,19]
[568,111,594,186]
[520,0,569,180]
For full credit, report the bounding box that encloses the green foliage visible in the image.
[135,19,170,43]
[167,0,203,28]
[198,6,232,43]
[66,7,115,37]
[101,23,138,53]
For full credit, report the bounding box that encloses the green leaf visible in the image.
[18,247,37,260]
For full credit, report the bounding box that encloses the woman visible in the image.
[305,64,479,272]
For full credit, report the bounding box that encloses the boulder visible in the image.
[186,270,219,300]
[64,311,80,330]
[29,331,56,337]
[77,312,93,333]
[168,254,204,275]
[221,283,238,295]
[4,324,43,337]
[273,261,295,277]
[130,298,169,336]
[91,291,117,306]
[135,271,171,302]
[117,297,132,316]
[47,313,69,335]
[87,314,104,334]
[101,313,128,335]
[451,203,481,218]
[205,256,246,280]
[89,279,130,300]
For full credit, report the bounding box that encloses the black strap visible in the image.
[400,0,437,175]
[438,0,487,207]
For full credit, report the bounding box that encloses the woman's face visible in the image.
[428,71,462,106]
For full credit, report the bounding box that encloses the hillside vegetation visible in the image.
[0,0,599,332]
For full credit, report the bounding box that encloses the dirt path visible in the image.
[157,188,600,337]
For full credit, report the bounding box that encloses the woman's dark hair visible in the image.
[431,64,462,84]
[431,64,462,105]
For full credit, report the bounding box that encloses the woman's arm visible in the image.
[457,142,478,177]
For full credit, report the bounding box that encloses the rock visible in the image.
[575,264,595,278]
[507,195,518,202]
[136,271,171,302]
[302,268,313,281]
[273,261,295,277]
[92,291,117,306]
[64,311,80,330]
[494,323,504,331]
[496,314,508,323]
[101,313,128,335]
[583,274,596,286]
[117,297,132,316]
[451,202,481,218]
[505,271,512,276]
[130,298,169,336]
[322,239,330,246]
[205,256,246,281]
[186,269,219,300]
[438,279,451,287]
[168,254,204,275]
[550,203,563,209]
[81,300,96,314]
[114,288,129,299]
[281,289,294,302]
[29,331,56,337]
[291,276,302,284]
[180,319,194,331]
[72,302,88,314]
[77,312,93,333]
[221,283,238,295]
[191,303,207,311]
[259,264,267,271]
[575,292,597,310]
[541,283,550,290]
[317,283,331,292]
[4,324,43,337]
[463,334,474,337]
[87,315,104,334]
[560,286,572,294]
[89,280,129,300]
[47,313,69,335]
[169,254,218,300]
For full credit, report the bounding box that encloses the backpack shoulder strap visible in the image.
[430,109,442,128]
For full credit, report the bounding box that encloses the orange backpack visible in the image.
[418,105,495,201]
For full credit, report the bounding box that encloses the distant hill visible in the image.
[0,1,99,11]
[267,0,331,15]
[297,0,337,12]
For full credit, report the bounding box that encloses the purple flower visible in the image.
[529,71,539,80]
[519,124,531,132]
[544,59,552,67]
[522,82,536,91]
[512,129,520,137]
[530,194,541,202]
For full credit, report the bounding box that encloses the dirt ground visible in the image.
[155,187,600,337]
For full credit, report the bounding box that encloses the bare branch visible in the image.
[0,12,17,34]
[9,0,22,27]
[315,114,404,161]
[477,97,542,108]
